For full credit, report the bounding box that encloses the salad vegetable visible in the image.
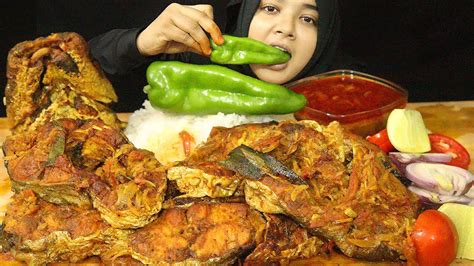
[366,129,394,153]
[389,152,452,164]
[388,152,452,176]
[377,109,474,207]
[410,209,458,266]
[408,185,472,205]
[405,163,474,196]
[438,203,474,260]
[429,133,471,169]
[386,109,431,153]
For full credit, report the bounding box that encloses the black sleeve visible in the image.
[88,28,151,75]
[88,27,214,76]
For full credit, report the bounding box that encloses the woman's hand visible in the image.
[136,3,224,57]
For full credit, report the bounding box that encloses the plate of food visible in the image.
[0,32,472,265]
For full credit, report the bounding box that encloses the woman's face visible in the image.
[248,0,318,84]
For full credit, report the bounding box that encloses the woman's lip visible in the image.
[271,44,291,55]
[268,62,288,71]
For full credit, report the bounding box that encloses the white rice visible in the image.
[124,100,294,165]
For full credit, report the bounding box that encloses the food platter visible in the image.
[0,102,472,265]
[0,32,472,265]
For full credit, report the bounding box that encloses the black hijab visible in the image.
[229,0,341,82]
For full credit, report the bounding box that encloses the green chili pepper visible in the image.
[144,61,307,115]
[210,35,290,65]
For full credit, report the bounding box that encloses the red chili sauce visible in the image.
[292,76,406,117]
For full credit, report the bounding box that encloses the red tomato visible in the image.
[411,210,458,266]
[366,129,394,153]
[429,133,471,169]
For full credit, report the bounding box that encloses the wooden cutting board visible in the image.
[0,102,472,265]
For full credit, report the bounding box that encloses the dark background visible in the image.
[1,0,473,117]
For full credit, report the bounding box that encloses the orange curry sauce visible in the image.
[291,75,406,124]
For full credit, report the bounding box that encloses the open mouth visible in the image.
[272,45,291,57]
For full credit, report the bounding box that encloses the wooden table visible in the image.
[0,102,473,265]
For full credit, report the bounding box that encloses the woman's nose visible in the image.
[274,14,296,39]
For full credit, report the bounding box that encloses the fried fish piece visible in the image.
[103,202,266,265]
[3,119,131,208]
[211,121,419,261]
[1,190,111,265]
[186,121,283,164]
[245,214,324,265]
[66,119,128,171]
[2,119,95,207]
[12,82,122,134]
[4,32,120,133]
[167,162,243,199]
[166,121,285,199]
[90,144,167,229]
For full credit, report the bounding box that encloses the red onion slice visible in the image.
[408,185,472,205]
[389,152,453,178]
[389,152,452,164]
[406,162,474,196]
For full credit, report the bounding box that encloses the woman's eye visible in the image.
[263,5,278,13]
[301,16,316,24]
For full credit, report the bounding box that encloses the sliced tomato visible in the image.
[429,133,471,169]
[411,210,458,266]
[366,129,394,153]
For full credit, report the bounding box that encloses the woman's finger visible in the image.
[164,24,204,55]
[183,5,224,46]
[193,4,214,19]
[171,11,212,55]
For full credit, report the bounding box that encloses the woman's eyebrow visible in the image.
[274,0,319,12]
[304,3,318,12]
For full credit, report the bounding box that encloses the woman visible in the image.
[89,0,346,85]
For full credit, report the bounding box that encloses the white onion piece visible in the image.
[408,185,472,205]
[389,152,452,164]
[406,163,474,196]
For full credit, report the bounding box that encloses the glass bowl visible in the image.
[286,70,408,136]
